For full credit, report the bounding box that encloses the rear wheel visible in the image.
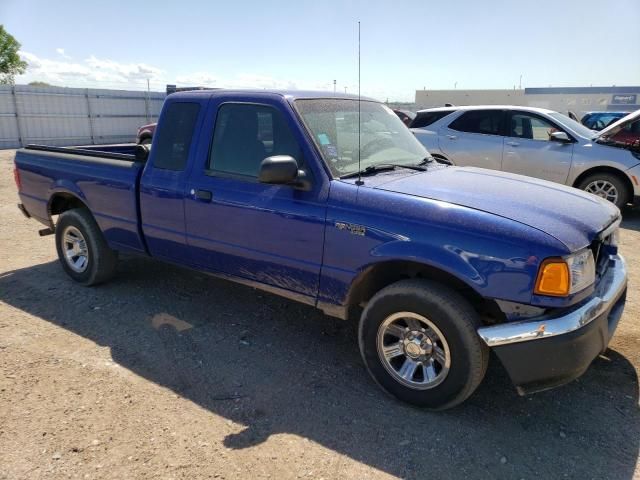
[55,208,118,285]
[358,279,488,410]
[140,137,152,146]
[578,172,630,209]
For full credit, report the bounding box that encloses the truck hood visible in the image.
[370,167,619,251]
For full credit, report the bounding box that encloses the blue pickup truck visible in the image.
[14,90,628,409]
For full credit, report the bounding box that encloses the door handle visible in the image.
[506,141,520,147]
[447,135,457,140]
[192,189,213,202]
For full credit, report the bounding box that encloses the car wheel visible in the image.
[55,208,118,286]
[578,173,630,209]
[358,279,489,410]
[140,137,152,145]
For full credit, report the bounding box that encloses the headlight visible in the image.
[535,249,595,297]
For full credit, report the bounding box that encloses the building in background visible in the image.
[414,86,640,118]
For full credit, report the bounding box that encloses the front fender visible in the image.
[369,240,485,289]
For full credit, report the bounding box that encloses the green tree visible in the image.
[28,81,52,87]
[0,25,27,85]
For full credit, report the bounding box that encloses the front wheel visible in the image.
[358,279,488,409]
[578,173,630,209]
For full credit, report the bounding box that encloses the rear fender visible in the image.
[48,179,88,209]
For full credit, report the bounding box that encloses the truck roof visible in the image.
[170,89,377,102]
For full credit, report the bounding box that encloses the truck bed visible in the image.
[15,145,147,254]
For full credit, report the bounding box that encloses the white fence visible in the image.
[0,85,166,149]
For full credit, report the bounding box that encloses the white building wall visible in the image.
[415,87,640,118]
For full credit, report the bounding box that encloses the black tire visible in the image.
[140,137,152,145]
[55,208,118,286]
[577,172,630,209]
[358,279,489,410]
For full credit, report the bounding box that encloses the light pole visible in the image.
[333,79,336,93]
[519,75,522,90]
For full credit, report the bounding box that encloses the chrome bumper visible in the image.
[478,254,627,348]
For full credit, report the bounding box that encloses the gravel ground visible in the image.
[0,148,638,480]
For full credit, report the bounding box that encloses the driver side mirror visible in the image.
[258,155,311,190]
[550,131,571,143]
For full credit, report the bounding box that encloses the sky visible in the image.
[2,0,639,102]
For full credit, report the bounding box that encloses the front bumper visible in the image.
[478,254,627,395]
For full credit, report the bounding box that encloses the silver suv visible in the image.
[411,106,640,208]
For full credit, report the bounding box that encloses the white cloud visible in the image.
[15,52,389,100]
[85,55,163,82]
[55,48,71,59]
[18,51,164,88]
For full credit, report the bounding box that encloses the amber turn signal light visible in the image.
[534,259,570,297]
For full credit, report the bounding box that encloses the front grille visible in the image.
[590,222,619,277]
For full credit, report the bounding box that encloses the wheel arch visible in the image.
[343,259,502,323]
[572,166,633,201]
[48,191,91,226]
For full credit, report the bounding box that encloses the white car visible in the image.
[411,106,640,208]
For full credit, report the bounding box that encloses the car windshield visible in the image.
[548,112,598,139]
[294,99,428,177]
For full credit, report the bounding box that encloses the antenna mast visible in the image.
[356,21,363,186]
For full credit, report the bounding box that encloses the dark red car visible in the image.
[136,123,156,145]
[598,110,640,149]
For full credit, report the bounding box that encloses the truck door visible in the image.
[184,98,328,302]
[501,111,574,184]
[139,101,203,263]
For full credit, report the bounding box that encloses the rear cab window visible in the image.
[448,110,504,135]
[153,102,201,171]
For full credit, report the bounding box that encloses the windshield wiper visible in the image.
[340,163,426,179]
[416,156,435,165]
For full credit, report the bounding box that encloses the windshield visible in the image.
[548,112,597,139]
[294,99,428,177]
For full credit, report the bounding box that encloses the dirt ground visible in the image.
[0,148,638,480]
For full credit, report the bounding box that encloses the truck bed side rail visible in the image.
[25,144,137,162]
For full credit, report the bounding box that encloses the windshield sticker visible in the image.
[323,144,338,158]
[317,133,331,145]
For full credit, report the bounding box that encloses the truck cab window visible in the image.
[153,102,200,170]
[209,103,303,178]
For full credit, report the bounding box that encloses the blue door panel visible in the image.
[183,93,330,299]
[185,179,326,297]
[139,98,208,263]
[140,170,190,262]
